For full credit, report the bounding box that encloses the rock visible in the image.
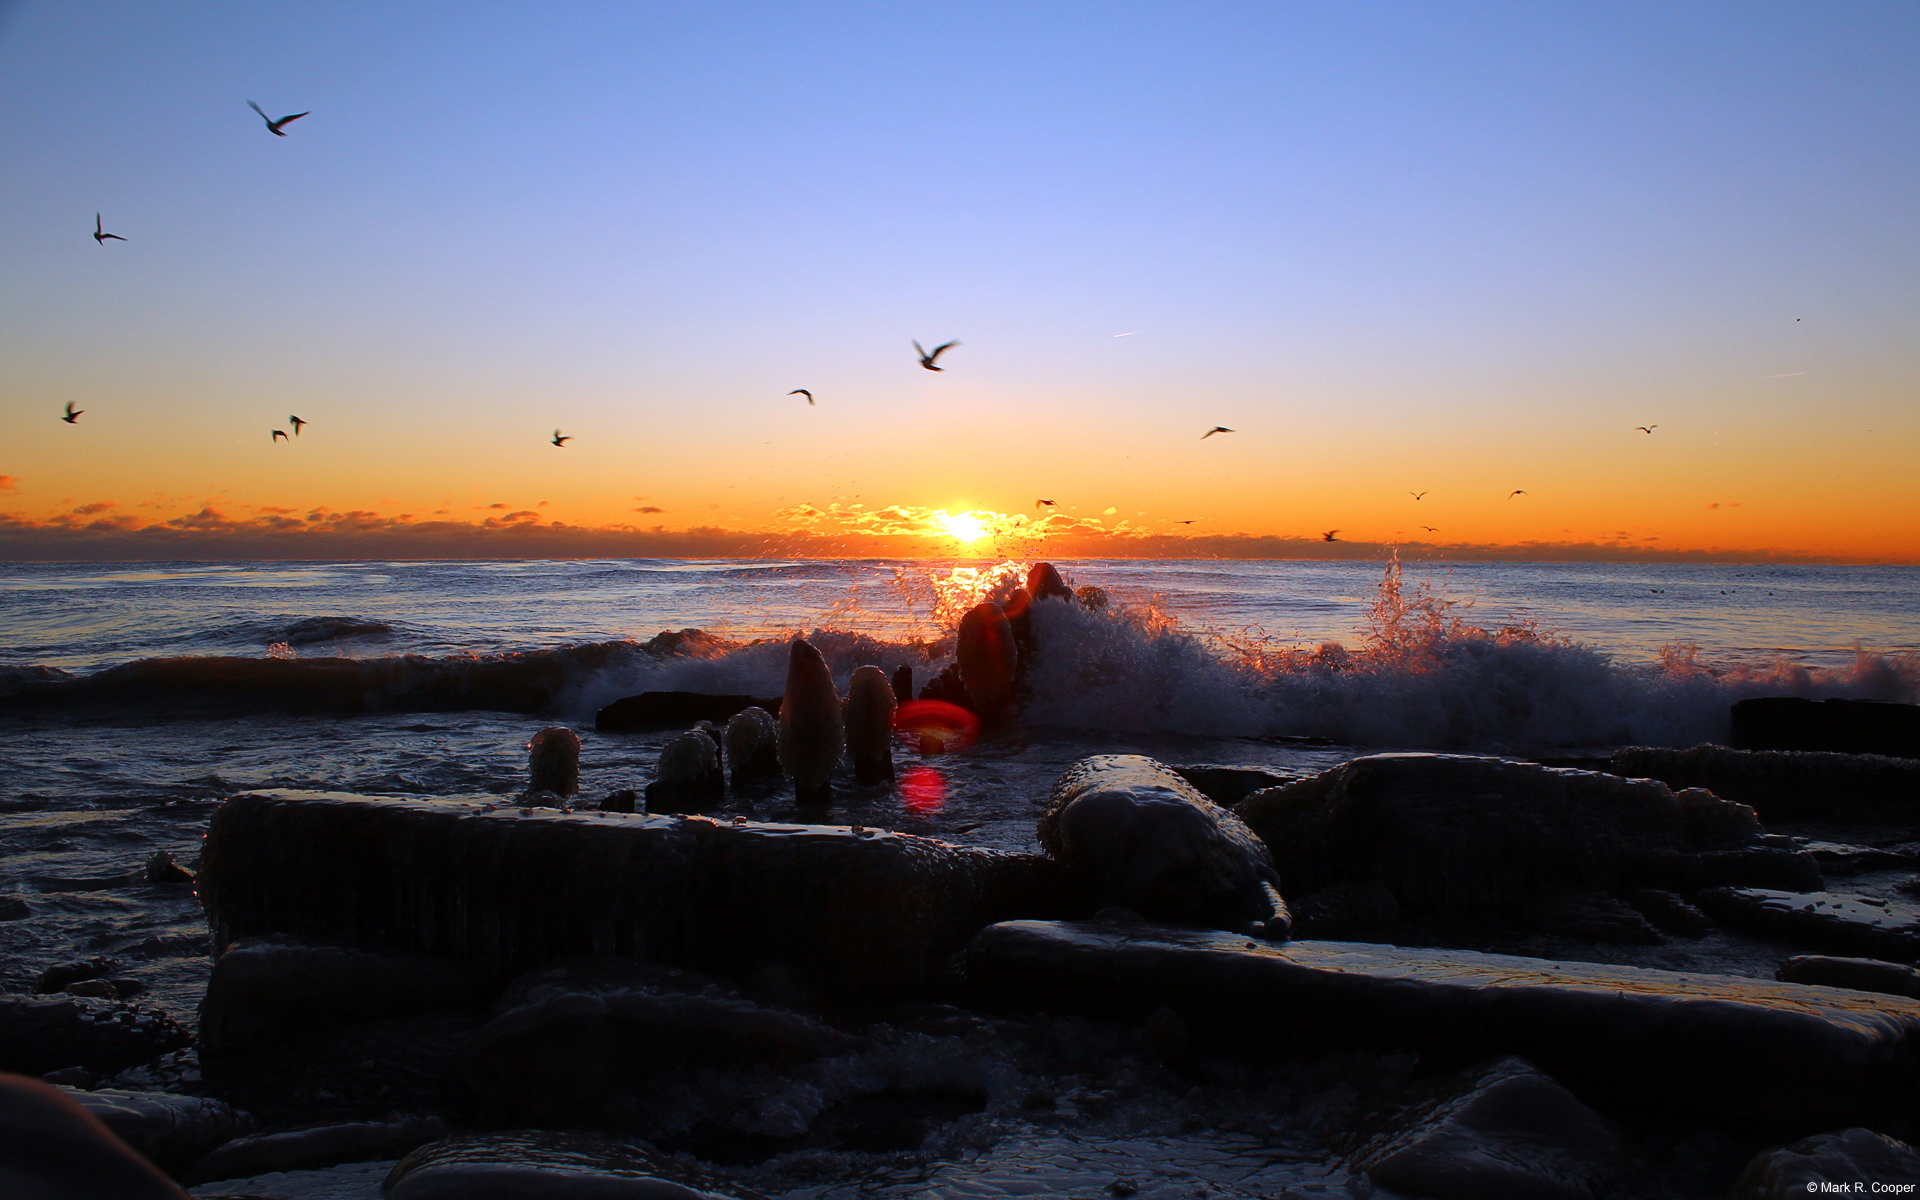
[1628,889,1713,938]
[463,959,861,1123]
[1288,880,1400,940]
[778,638,842,806]
[1525,892,1663,945]
[1776,955,1920,998]
[63,1088,253,1174]
[197,937,491,1060]
[1172,765,1299,808]
[36,957,123,994]
[1028,562,1074,601]
[956,602,1018,721]
[143,850,195,884]
[963,919,1920,1132]
[1612,743,1920,822]
[843,665,897,786]
[1732,696,1920,759]
[596,691,780,733]
[1236,753,1771,916]
[1799,840,1918,875]
[644,732,724,813]
[890,665,913,704]
[385,1131,738,1200]
[1696,889,1920,961]
[188,1115,447,1183]
[1731,1128,1920,1198]
[0,995,192,1077]
[1075,585,1109,609]
[1631,846,1823,894]
[1674,785,1760,848]
[0,1073,194,1199]
[526,726,581,798]
[723,706,781,791]
[198,791,1069,1006]
[66,978,146,1001]
[602,789,638,814]
[1346,1057,1626,1200]
[1038,755,1290,940]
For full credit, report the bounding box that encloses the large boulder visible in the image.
[61,1088,252,1175]
[1236,753,1782,915]
[1039,756,1289,940]
[1612,743,1920,822]
[1731,1128,1920,1198]
[0,1073,193,1199]
[197,791,1067,1008]
[1345,1057,1626,1200]
[964,919,1920,1133]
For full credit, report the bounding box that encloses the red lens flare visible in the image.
[893,699,979,756]
[900,765,946,815]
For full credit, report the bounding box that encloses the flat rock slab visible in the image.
[964,919,1920,1133]
[1696,888,1920,961]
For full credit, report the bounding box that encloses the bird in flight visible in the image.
[914,340,960,371]
[61,402,83,424]
[1508,489,1527,499]
[1175,518,1204,525]
[551,430,571,447]
[789,389,814,405]
[1409,491,1427,500]
[289,415,307,436]
[271,429,288,442]
[1321,530,1340,542]
[1201,426,1234,439]
[1036,499,1056,508]
[92,214,125,245]
[1636,425,1657,434]
[1421,525,1439,533]
[248,101,309,136]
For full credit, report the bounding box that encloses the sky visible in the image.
[1,1,1916,561]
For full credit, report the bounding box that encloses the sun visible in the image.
[937,512,990,543]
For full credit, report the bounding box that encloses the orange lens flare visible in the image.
[894,699,980,755]
[899,765,946,815]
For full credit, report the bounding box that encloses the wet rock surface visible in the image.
[187,1115,448,1184]
[385,1131,743,1199]
[1613,743,1920,822]
[1775,953,1920,997]
[1695,888,1920,961]
[64,1086,253,1174]
[0,993,193,1076]
[1730,1127,1920,1198]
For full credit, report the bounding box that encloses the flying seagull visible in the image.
[289,415,307,436]
[1508,490,1527,499]
[1321,530,1340,542]
[1409,491,1427,500]
[248,101,309,136]
[1200,426,1234,439]
[1175,518,1204,524]
[1421,525,1440,533]
[913,340,959,371]
[1035,499,1056,508]
[551,430,570,447]
[1636,425,1657,434]
[92,214,125,244]
[271,429,288,442]
[61,402,83,424]
[789,389,814,405]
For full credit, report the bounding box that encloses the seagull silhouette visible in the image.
[1200,426,1234,439]
[1508,490,1527,499]
[289,415,307,436]
[1321,530,1340,542]
[92,214,125,244]
[248,101,309,136]
[1409,491,1427,500]
[1421,525,1440,533]
[913,340,959,371]
[1035,499,1056,508]
[789,389,814,405]
[551,430,570,447]
[61,402,83,424]
[1636,425,1657,434]
[271,429,288,442]
[1175,519,1203,525]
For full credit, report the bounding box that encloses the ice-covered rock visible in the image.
[956,602,1018,720]
[1731,1128,1920,1198]
[1613,743,1920,822]
[1775,955,1920,998]
[778,638,842,807]
[62,1088,252,1175]
[644,731,723,813]
[723,706,780,791]
[1695,888,1920,960]
[188,1115,447,1183]
[526,726,580,800]
[1028,562,1073,601]
[385,1131,737,1199]
[843,665,897,786]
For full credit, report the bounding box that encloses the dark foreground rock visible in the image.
[198,791,1067,1006]
[385,1130,741,1199]
[1732,696,1920,759]
[1731,1128,1920,1198]
[1776,955,1920,998]
[1612,743,1920,822]
[62,1088,252,1175]
[187,1115,448,1183]
[1039,755,1289,940]
[597,691,781,732]
[198,937,491,1059]
[1695,888,1920,961]
[463,959,862,1123]
[0,994,192,1077]
[1235,753,1778,915]
[0,1073,192,1199]
[1345,1057,1626,1200]
[963,919,1920,1133]
[1172,764,1300,807]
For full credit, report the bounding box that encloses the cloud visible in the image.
[0,476,17,492]
[71,501,118,515]
[636,506,665,514]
